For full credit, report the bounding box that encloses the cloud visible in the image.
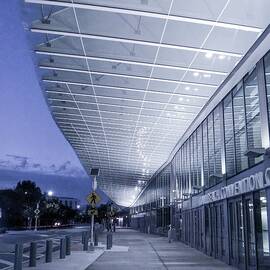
[6,154,29,169]
[0,154,87,178]
[55,161,71,173]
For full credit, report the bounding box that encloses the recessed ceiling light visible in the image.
[167,113,171,117]
[218,55,225,60]
[194,88,199,91]
[181,107,185,110]
[193,72,199,77]
[203,74,211,78]
[205,52,213,59]
[185,86,190,90]
[186,98,190,102]
[174,105,179,110]
[179,97,183,101]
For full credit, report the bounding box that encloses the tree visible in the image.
[14,180,43,228]
[0,189,24,227]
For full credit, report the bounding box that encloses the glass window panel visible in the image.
[194,131,198,188]
[203,120,209,187]
[208,113,215,185]
[197,126,203,187]
[214,107,222,178]
[187,141,191,194]
[224,94,236,177]
[264,51,270,128]
[244,68,263,166]
[233,84,248,173]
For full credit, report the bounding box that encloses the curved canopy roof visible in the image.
[24,0,270,206]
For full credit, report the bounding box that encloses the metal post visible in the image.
[14,243,23,270]
[168,225,172,243]
[29,242,37,267]
[45,240,53,263]
[60,238,66,259]
[94,232,98,246]
[65,236,71,255]
[106,232,112,250]
[90,176,96,250]
[83,232,88,251]
[34,202,40,232]
[89,214,95,251]
[81,231,85,244]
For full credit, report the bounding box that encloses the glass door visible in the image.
[210,204,218,258]
[229,198,246,269]
[216,203,226,260]
[244,195,257,269]
[254,189,270,269]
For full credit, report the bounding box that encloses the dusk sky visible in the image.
[0,1,100,202]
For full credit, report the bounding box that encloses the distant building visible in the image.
[58,197,80,210]
[46,194,80,210]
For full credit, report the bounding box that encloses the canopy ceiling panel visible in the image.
[24,0,270,206]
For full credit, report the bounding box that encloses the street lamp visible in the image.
[48,190,53,197]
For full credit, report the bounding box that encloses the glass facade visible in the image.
[130,30,270,270]
[132,48,270,231]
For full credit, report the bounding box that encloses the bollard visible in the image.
[45,240,53,263]
[94,232,98,246]
[106,232,112,250]
[14,243,23,270]
[65,236,71,256]
[81,231,85,244]
[60,238,66,259]
[83,233,88,251]
[168,228,172,243]
[29,242,37,267]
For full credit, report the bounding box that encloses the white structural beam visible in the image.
[54,115,188,129]
[40,65,220,87]
[43,79,214,98]
[31,28,243,58]
[25,0,262,33]
[48,97,198,115]
[36,50,228,76]
[51,104,194,121]
[46,89,204,109]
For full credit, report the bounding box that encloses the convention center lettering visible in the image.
[202,167,270,204]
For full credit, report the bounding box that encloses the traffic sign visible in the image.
[88,209,98,216]
[34,209,40,215]
[86,192,101,205]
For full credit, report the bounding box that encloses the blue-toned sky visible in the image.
[0,0,103,202]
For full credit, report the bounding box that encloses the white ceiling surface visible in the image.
[25,0,270,206]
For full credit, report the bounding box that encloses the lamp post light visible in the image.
[47,190,53,197]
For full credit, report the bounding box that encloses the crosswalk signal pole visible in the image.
[90,178,95,249]
[89,168,99,251]
[90,176,97,250]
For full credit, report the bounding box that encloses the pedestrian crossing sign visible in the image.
[86,192,101,206]
[88,208,98,216]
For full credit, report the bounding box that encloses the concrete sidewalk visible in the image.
[86,229,236,270]
[23,250,104,270]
